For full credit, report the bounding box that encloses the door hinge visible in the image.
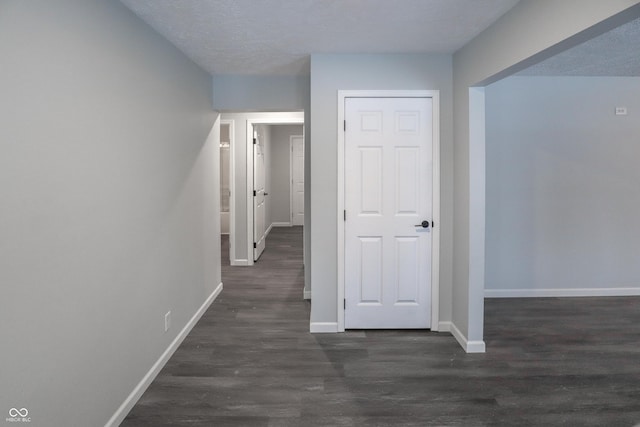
[253,242,257,249]
[344,210,346,221]
[344,120,346,131]
[344,299,346,309]
[253,190,257,197]
[253,138,257,145]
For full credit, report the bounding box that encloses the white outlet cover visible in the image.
[615,107,628,115]
[164,311,171,332]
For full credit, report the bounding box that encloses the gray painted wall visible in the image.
[270,125,305,224]
[0,1,218,425]
[452,0,640,346]
[213,75,310,112]
[486,76,640,295]
[309,54,454,328]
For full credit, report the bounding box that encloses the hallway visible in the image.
[123,227,640,426]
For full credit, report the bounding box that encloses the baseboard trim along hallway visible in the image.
[449,321,486,353]
[485,287,640,298]
[106,282,223,427]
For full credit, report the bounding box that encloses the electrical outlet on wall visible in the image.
[164,311,171,333]
[615,107,628,116]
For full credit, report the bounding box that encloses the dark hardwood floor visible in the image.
[123,226,640,426]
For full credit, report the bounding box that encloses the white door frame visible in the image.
[290,134,304,226]
[221,119,235,264]
[337,90,441,332]
[246,115,304,266]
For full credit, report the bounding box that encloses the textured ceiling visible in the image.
[120,0,519,76]
[518,17,640,76]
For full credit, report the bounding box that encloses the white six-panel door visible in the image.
[253,126,267,261]
[290,135,304,226]
[344,97,433,329]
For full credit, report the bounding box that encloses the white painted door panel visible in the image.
[253,126,267,260]
[345,97,432,329]
[291,135,304,226]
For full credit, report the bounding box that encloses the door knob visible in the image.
[414,221,430,228]
[264,192,269,196]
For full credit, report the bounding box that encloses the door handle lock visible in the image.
[415,221,430,228]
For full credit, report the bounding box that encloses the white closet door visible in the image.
[345,97,433,329]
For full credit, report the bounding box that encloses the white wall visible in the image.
[0,1,219,426]
[452,0,640,351]
[270,125,305,224]
[485,76,640,297]
[309,54,454,330]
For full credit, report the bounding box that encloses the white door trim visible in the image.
[337,90,441,332]
[290,134,304,226]
[246,115,304,266]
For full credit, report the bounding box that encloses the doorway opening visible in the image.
[336,90,441,332]
[250,123,305,261]
[220,121,231,236]
[219,112,305,267]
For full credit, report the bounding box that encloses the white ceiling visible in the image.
[120,0,520,76]
[518,17,640,77]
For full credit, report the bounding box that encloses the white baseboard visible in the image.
[265,223,274,237]
[303,288,311,300]
[450,322,486,353]
[230,259,250,266]
[105,282,223,427]
[485,287,640,298]
[310,322,338,333]
[272,222,291,227]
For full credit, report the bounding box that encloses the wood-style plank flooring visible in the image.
[123,226,640,426]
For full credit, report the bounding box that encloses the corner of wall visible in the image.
[449,321,486,354]
[106,283,223,426]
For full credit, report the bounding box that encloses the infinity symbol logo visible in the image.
[9,408,28,417]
